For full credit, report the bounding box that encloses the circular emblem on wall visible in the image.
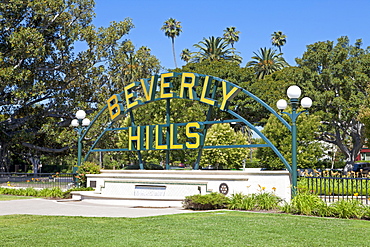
[219,183,229,195]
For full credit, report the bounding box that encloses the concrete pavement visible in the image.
[0,198,194,218]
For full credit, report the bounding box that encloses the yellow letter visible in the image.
[180,73,199,100]
[160,73,177,98]
[170,124,184,149]
[107,94,125,121]
[124,81,142,110]
[200,76,217,106]
[220,81,241,111]
[140,75,158,102]
[128,127,142,150]
[145,125,154,150]
[155,125,168,149]
[186,122,203,149]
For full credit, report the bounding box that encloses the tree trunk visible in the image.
[172,38,177,68]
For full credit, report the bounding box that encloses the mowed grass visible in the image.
[0,211,369,246]
[0,195,33,201]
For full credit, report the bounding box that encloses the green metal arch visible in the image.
[81,72,292,172]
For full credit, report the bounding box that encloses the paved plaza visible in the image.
[0,198,193,218]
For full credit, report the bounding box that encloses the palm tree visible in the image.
[271,31,287,53]
[180,48,191,63]
[223,26,240,48]
[161,18,182,68]
[192,36,242,63]
[246,47,289,79]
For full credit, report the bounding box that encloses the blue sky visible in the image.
[93,0,370,71]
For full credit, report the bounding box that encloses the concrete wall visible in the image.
[85,169,291,205]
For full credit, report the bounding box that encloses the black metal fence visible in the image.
[0,173,75,190]
[303,176,370,205]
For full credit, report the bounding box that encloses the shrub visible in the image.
[228,193,257,211]
[288,191,326,216]
[331,199,365,219]
[228,192,281,211]
[228,193,248,210]
[255,192,281,210]
[183,192,229,210]
[76,162,101,187]
[0,187,95,199]
[38,187,63,199]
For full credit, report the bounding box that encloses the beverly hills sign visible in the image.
[106,72,241,151]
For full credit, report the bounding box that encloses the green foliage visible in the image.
[76,162,100,187]
[201,123,248,169]
[331,199,365,219]
[182,192,229,210]
[191,36,242,64]
[254,192,281,210]
[0,0,160,172]
[298,176,370,196]
[0,186,93,199]
[289,191,327,215]
[295,37,370,166]
[280,190,370,219]
[227,191,281,211]
[161,18,182,68]
[271,31,287,53]
[223,26,240,48]
[37,187,63,199]
[256,111,324,169]
[246,47,289,79]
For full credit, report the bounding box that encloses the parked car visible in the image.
[352,162,370,174]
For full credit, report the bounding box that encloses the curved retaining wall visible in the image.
[77,169,291,207]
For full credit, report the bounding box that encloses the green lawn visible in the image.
[0,211,369,246]
[0,195,33,201]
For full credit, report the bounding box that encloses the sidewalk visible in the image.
[0,198,194,218]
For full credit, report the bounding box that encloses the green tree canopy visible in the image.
[191,36,242,64]
[295,36,370,171]
[271,31,287,53]
[0,0,159,171]
[201,123,248,169]
[256,111,324,169]
[246,47,289,79]
[223,26,240,48]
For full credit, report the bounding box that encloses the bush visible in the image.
[255,192,281,210]
[228,193,257,211]
[38,187,63,199]
[183,192,229,210]
[76,162,101,187]
[227,192,281,211]
[0,186,94,199]
[287,191,326,216]
[331,199,365,219]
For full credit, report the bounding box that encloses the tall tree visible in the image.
[295,37,370,172]
[223,26,240,48]
[161,18,182,68]
[0,0,160,172]
[256,111,325,170]
[180,48,191,63]
[246,47,289,79]
[271,31,287,53]
[192,36,242,63]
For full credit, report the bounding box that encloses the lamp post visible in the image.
[276,86,312,196]
[71,110,90,175]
